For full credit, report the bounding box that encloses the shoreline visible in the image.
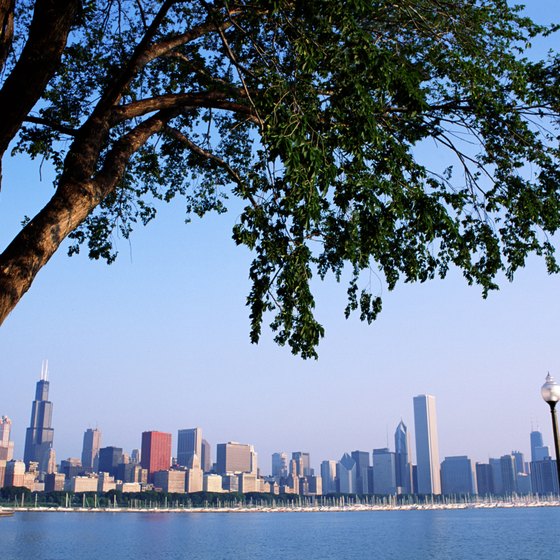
[2,500,560,514]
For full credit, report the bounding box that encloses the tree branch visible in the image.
[163,50,231,88]
[141,15,235,66]
[93,0,178,113]
[24,115,78,136]
[200,0,264,130]
[112,91,258,123]
[0,0,80,159]
[93,110,177,196]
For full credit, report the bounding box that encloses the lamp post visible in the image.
[541,373,560,491]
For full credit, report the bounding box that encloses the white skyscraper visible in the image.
[413,394,441,495]
[320,460,337,494]
[0,416,14,461]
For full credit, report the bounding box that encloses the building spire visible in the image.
[40,359,49,381]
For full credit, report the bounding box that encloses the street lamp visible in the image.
[541,373,560,490]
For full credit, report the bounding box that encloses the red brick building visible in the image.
[141,431,172,481]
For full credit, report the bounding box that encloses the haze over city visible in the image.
[1,0,560,474]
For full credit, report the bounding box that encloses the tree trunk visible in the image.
[0,178,100,323]
[0,0,80,158]
[0,0,15,70]
[0,110,172,325]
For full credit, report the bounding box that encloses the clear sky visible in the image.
[1,1,560,475]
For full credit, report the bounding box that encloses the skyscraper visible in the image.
[201,439,212,472]
[0,416,14,461]
[372,448,397,495]
[500,454,517,495]
[351,451,370,494]
[475,462,494,495]
[320,460,337,494]
[530,429,543,462]
[272,452,288,478]
[530,429,550,462]
[531,457,559,494]
[395,420,412,494]
[413,394,441,495]
[440,456,476,495]
[23,362,55,472]
[177,427,202,468]
[337,453,357,494]
[511,450,525,475]
[216,442,256,474]
[291,452,311,476]
[98,446,123,477]
[130,449,141,464]
[81,428,102,471]
[141,431,172,481]
[489,457,504,494]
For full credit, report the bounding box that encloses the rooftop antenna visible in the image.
[40,359,49,381]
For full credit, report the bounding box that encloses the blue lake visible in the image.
[0,508,557,559]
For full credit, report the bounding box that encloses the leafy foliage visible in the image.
[2,0,560,357]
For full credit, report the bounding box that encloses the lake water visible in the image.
[0,508,557,559]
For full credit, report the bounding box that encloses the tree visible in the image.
[0,0,559,358]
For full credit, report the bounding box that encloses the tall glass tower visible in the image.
[413,394,441,495]
[177,427,202,467]
[395,420,412,494]
[23,361,55,472]
[81,428,102,471]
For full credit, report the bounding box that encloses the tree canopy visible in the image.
[0,0,559,357]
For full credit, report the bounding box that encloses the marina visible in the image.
[2,495,560,514]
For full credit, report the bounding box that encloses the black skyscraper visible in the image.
[23,362,54,472]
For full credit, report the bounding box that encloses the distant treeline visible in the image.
[0,487,432,508]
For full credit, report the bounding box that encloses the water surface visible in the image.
[0,508,556,559]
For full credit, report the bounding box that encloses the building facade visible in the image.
[395,420,412,494]
[81,428,102,472]
[177,428,202,468]
[216,442,255,475]
[475,463,493,495]
[531,458,559,494]
[291,452,311,476]
[413,394,441,495]
[0,416,14,461]
[201,439,212,472]
[337,453,356,494]
[98,446,123,477]
[141,431,172,481]
[272,452,288,479]
[320,460,337,494]
[153,469,185,493]
[23,364,55,472]
[500,454,517,495]
[5,460,26,487]
[440,456,476,495]
[351,451,370,494]
[372,448,397,495]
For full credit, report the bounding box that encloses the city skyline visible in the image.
[1,0,559,497]
[2,369,556,477]
[3,374,558,497]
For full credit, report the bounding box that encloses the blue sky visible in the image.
[1,1,560,474]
